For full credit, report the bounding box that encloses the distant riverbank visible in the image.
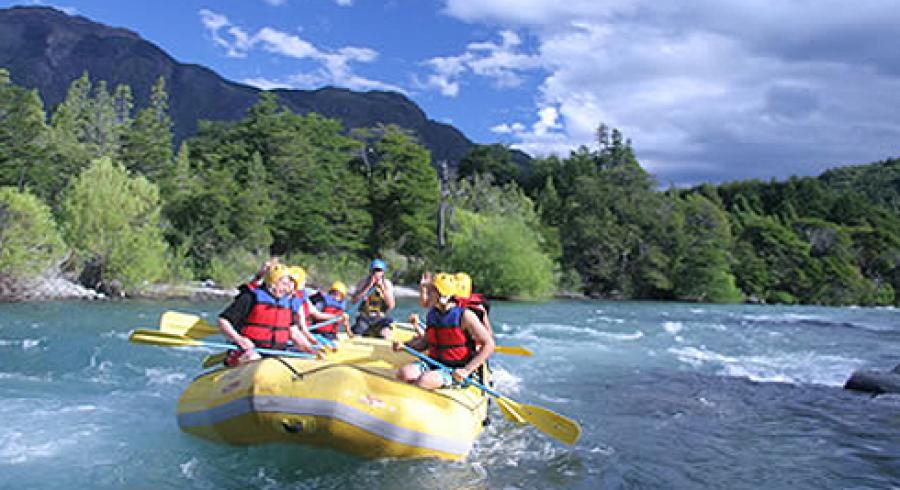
[0,273,422,302]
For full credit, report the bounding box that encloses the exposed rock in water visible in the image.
[0,273,105,301]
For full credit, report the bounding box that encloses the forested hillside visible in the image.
[1,70,897,304]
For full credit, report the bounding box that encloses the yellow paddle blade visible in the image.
[201,352,227,368]
[496,397,527,424]
[495,345,533,357]
[496,397,582,445]
[129,329,204,348]
[160,311,219,339]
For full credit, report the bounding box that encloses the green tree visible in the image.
[731,212,816,304]
[60,157,168,292]
[673,193,743,303]
[121,76,173,179]
[0,187,66,278]
[84,80,121,157]
[363,125,439,257]
[0,69,52,199]
[458,144,520,185]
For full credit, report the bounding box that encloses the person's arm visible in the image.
[348,277,364,303]
[453,310,495,382]
[289,326,317,354]
[306,301,340,323]
[218,291,256,352]
[382,279,396,311]
[418,272,435,308]
[393,321,428,352]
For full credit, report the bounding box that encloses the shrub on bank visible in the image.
[0,186,66,278]
[445,209,556,300]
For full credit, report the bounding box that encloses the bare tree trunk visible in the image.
[437,160,449,249]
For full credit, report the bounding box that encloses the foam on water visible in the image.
[740,312,883,332]
[180,457,199,480]
[0,371,52,383]
[668,345,865,387]
[0,338,45,349]
[145,367,188,386]
[516,323,643,343]
[490,367,523,394]
[0,424,100,465]
[663,321,683,335]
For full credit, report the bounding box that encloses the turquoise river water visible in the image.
[1,298,899,489]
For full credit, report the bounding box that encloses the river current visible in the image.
[1,299,898,489]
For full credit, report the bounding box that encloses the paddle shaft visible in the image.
[307,286,373,332]
[394,321,533,357]
[402,345,503,399]
[188,338,315,359]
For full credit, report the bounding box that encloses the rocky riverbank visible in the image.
[0,274,105,301]
[0,274,421,302]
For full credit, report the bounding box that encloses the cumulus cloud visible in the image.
[421,30,542,97]
[199,9,402,93]
[439,0,900,184]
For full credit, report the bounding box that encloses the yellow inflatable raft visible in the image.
[176,335,489,461]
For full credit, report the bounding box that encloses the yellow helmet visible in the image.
[454,272,472,298]
[329,281,348,296]
[432,272,458,297]
[266,263,292,286]
[287,266,306,289]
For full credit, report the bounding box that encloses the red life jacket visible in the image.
[316,293,347,335]
[456,293,488,322]
[240,287,296,350]
[425,306,475,367]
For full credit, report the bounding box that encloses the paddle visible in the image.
[400,345,581,445]
[392,321,534,357]
[129,329,316,359]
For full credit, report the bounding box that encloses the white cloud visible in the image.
[439,0,900,183]
[29,1,78,16]
[242,77,292,90]
[255,27,318,58]
[262,0,287,5]
[422,30,542,97]
[199,10,402,93]
[335,0,353,5]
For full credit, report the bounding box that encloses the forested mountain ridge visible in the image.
[819,157,899,211]
[0,5,480,166]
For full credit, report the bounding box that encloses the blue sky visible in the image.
[7,0,900,185]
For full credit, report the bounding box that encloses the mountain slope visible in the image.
[0,6,476,165]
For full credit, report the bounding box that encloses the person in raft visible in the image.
[393,272,495,389]
[218,263,318,366]
[412,272,494,340]
[350,258,395,339]
[310,281,354,346]
[246,260,347,351]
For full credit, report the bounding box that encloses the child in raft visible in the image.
[308,281,354,349]
[393,272,494,389]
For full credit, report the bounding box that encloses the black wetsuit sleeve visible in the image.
[219,290,255,329]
